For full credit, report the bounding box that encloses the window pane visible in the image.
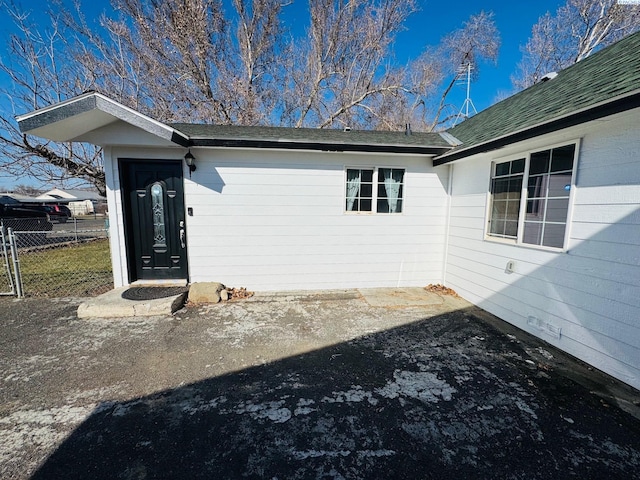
[378,168,404,214]
[526,199,545,220]
[542,223,567,248]
[545,198,570,222]
[489,218,506,236]
[360,183,372,198]
[551,145,575,172]
[489,159,522,239]
[493,178,510,197]
[511,158,525,174]
[505,200,520,220]
[547,172,572,197]
[495,162,510,176]
[360,199,372,211]
[527,175,547,199]
[523,222,543,245]
[492,200,507,216]
[505,220,519,237]
[361,169,373,183]
[530,150,550,175]
[377,198,389,213]
[507,177,522,199]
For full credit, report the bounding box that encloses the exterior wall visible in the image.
[185,148,448,291]
[106,146,449,291]
[443,109,640,389]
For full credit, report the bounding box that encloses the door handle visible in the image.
[180,228,186,249]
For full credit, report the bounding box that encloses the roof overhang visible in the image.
[434,89,640,165]
[189,137,449,155]
[16,92,189,147]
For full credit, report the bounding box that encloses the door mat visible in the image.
[121,286,189,301]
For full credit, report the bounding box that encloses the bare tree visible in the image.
[0,0,504,190]
[0,1,106,195]
[281,0,418,130]
[513,0,640,90]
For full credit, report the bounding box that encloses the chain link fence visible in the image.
[1,217,113,297]
[0,227,17,296]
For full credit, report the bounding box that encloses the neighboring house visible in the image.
[0,193,39,204]
[16,32,640,390]
[37,188,106,216]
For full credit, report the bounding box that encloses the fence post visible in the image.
[0,225,16,296]
[8,228,24,298]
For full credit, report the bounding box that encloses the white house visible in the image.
[16,32,640,390]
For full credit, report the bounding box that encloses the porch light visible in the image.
[184,149,196,177]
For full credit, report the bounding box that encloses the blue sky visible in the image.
[0,0,564,112]
[0,0,565,189]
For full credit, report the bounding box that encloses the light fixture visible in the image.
[184,149,196,177]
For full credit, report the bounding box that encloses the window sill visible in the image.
[484,235,567,253]
[344,213,404,216]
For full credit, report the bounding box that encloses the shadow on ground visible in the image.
[31,309,640,479]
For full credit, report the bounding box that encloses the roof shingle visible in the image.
[440,31,640,161]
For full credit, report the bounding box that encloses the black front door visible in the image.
[121,159,188,282]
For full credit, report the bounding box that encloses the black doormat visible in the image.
[121,286,189,301]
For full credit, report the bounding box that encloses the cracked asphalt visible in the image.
[1,289,639,479]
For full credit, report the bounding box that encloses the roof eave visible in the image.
[190,137,449,155]
[17,92,189,147]
[434,89,640,165]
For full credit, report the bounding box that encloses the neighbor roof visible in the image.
[436,30,640,165]
[172,123,452,155]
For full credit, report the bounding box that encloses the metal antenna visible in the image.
[453,62,477,126]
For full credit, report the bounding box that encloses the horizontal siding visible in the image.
[444,112,640,390]
[571,222,639,245]
[185,149,448,290]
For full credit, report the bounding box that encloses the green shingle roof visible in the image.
[171,123,452,154]
[438,30,640,163]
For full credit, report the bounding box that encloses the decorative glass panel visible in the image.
[151,183,166,247]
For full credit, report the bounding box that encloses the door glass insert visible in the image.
[151,182,167,247]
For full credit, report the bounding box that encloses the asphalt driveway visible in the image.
[1,289,639,479]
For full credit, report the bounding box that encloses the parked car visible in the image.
[0,203,53,233]
[41,204,72,223]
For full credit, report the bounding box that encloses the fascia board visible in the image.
[16,92,189,147]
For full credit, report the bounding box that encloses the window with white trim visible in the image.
[345,167,405,213]
[488,143,576,249]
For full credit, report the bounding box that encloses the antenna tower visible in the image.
[453,62,477,126]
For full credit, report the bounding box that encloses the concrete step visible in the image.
[78,287,187,318]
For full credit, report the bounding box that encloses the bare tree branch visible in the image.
[513,0,640,90]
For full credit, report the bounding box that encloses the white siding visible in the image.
[185,149,448,290]
[443,109,640,390]
[109,147,448,291]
